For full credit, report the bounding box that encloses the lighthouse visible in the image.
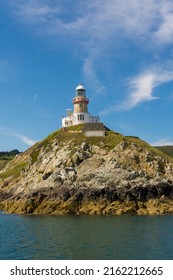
[73,84,89,114]
[62,84,100,127]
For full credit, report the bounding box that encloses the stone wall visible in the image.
[85,131,105,137]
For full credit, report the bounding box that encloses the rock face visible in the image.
[1,128,173,215]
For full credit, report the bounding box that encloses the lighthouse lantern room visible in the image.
[62,84,100,127]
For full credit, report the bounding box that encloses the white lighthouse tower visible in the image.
[62,84,100,127]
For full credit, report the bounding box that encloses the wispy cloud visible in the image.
[83,57,106,94]
[152,138,173,146]
[153,2,173,44]
[0,128,36,146]
[119,69,173,110]
[14,133,36,146]
[7,1,173,45]
[8,0,61,23]
[4,0,173,104]
[99,67,173,115]
[0,1,161,84]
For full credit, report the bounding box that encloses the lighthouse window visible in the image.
[77,89,85,96]
[77,114,84,121]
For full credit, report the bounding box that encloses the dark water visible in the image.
[0,212,173,260]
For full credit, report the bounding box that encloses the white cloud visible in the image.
[7,0,172,44]
[122,72,159,110]
[122,69,173,110]
[0,128,36,146]
[154,2,173,44]
[14,133,36,146]
[100,67,173,115]
[4,0,173,104]
[83,57,105,94]
[2,1,165,83]
[8,0,61,23]
[152,138,173,146]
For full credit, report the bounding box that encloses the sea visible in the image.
[0,211,173,260]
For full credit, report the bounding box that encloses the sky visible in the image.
[1,0,173,151]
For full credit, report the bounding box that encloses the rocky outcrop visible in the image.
[1,130,173,215]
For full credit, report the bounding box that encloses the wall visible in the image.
[74,102,88,113]
[62,113,100,127]
[62,116,74,127]
[73,112,91,124]
[85,131,105,137]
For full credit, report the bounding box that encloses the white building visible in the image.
[62,84,100,127]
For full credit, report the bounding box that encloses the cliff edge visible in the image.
[1,126,173,215]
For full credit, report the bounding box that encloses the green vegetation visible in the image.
[103,131,125,150]
[1,126,173,182]
[66,124,85,131]
[0,159,10,170]
[41,130,60,148]
[30,150,40,164]
[31,126,173,162]
[32,126,123,154]
[0,150,20,157]
[155,146,173,158]
[0,150,20,171]
[0,162,27,180]
[35,128,86,151]
[126,136,173,161]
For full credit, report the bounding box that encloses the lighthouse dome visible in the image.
[76,84,85,91]
[75,84,86,97]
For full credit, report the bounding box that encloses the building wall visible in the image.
[62,113,100,127]
[74,102,88,113]
[62,116,74,127]
[90,116,100,123]
[85,131,105,137]
[73,112,91,125]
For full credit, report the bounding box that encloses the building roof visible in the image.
[82,123,109,131]
[76,84,85,91]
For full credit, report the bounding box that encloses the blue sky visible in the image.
[1,0,173,151]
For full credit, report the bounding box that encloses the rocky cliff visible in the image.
[1,126,173,215]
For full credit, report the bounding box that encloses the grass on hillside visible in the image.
[0,159,10,171]
[0,162,27,180]
[0,156,16,171]
[126,136,173,161]
[1,126,173,182]
[155,146,173,158]
[30,126,173,162]
[0,150,20,172]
